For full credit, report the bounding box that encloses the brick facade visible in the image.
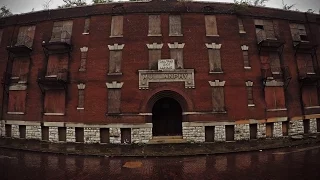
[0,0,320,144]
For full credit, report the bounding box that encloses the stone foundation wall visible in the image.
[84,128,100,143]
[214,125,226,142]
[273,122,283,138]
[49,127,59,142]
[257,123,266,139]
[66,127,76,142]
[132,128,152,143]
[289,120,304,135]
[11,125,20,138]
[0,121,4,137]
[182,126,205,142]
[234,124,250,141]
[26,126,41,140]
[309,119,317,133]
[110,128,121,144]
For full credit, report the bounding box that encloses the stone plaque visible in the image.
[139,69,195,89]
[158,59,175,71]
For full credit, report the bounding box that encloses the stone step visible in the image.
[152,136,183,139]
[148,136,187,144]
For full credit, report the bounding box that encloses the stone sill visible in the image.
[44,113,65,116]
[45,75,57,78]
[304,106,320,109]
[82,32,89,35]
[79,69,86,72]
[209,71,224,74]
[7,112,24,115]
[248,104,255,107]
[169,34,183,37]
[206,34,220,37]
[239,31,246,34]
[272,72,280,75]
[77,107,84,110]
[307,72,316,75]
[107,72,123,76]
[148,34,162,37]
[212,111,227,114]
[109,35,123,38]
[267,108,287,112]
[11,76,19,80]
[244,66,251,70]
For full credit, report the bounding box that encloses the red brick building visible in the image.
[0,0,320,144]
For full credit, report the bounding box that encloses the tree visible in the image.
[233,0,269,7]
[282,0,295,10]
[0,5,12,17]
[43,0,52,10]
[58,0,87,8]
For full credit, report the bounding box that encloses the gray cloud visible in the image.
[1,0,319,14]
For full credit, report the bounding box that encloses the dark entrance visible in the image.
[152,97,182,136]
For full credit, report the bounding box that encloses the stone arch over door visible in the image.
[141,88,193,123]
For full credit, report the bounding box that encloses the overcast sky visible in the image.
[1,0,320,14]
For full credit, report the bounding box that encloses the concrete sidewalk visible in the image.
[0,135,320,157]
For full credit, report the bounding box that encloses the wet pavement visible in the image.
[0,144,320,180]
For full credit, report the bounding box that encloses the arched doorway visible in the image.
[152,97,182,136]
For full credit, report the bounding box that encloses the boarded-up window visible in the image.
[317,119,320,132]
[265,87,285,110]
[19,125,26,138]
[121,128,131,143]
[205,126,215,142]
[303,119,310,134]
[247,86,254,105]
[44,90,65,114]
[170,49,183,69]
[8,91,26,113]
[46,54,68,76]
[282,121,289,136]
[79,47,88,71]
[250,124,257,139]
[208,49,222,72]
[51,21,73,42]
[269,52,281,74]
[169,15,182,36]
[266,123,273,138]
[109,50,122,74]
[100,128,110,143]
[110,16,123,37]
[16,26,36,48]
[238,18,245,33]
[243,51,249,67]
[289,23,308,41]
[11,58,30,82]
[108,89,121,114]
[297,54,314,75]
[75,128,84,142]
[58,127,66,141]
[0,29,3,45]
[254,19,277,42]
[205,15,218,36]
[225,125,234,141]
[83,18,90,34]
[149,49,161,70]
[78,89,85,109]
[148,15,161,36]
[302,86,319,107]
[212,87,225,112]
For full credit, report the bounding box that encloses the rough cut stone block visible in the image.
[309,119,317,133]
[257,123,266,139]
[26,125,41,140]
[49,127,59,142]
[215,125,226,142]
[66,127,76,142]
[84,127,100,143]
[131,128,152,143]
[183,126,205,142]
[273,122,283,138]
[235,124,250,141]
[289,120,303,136]
[110,128,121,144]
[11,125,20,138]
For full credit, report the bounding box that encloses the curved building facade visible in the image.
[0,0,320,144]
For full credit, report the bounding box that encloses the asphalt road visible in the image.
[0,144,320,180]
